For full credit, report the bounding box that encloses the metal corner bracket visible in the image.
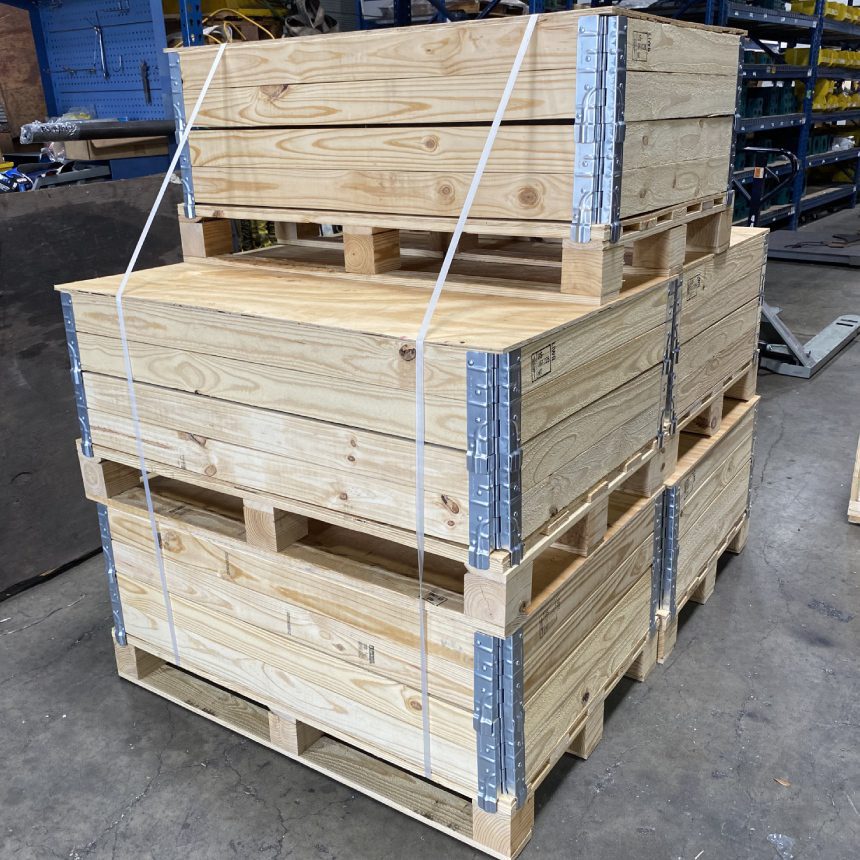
[97,503,127,646]
[473,629,526,812]
[571,14,628,245]
[60,292,93,458]
[465,350,523,569]
[167,52,195,219]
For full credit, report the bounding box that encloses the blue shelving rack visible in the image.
[676,0,860,227]
[355,0,566,31]
[4,0,204,177]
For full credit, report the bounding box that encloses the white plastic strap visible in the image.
[413,14,538,779]
[114,42,227,665]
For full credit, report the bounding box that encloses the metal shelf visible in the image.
[810,108,860,123]
[799,183,856,211]
[734,158,794,184]
[727,2,817,32]
[742,63,812,80]
[817,66,860,81]
[736,113,807,132]
[806,146,860,167]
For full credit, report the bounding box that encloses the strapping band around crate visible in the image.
[414,13,538,786]
[112,41,227,667]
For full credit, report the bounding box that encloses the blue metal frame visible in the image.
[356,0,545,30]
[706,0,860,227]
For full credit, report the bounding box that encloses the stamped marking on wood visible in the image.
[632,31,652,63]
[530,343,556,382]
[686,272,705,300]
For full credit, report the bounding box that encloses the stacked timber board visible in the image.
[55,10,761,858]
[656,396,758,662]
[174,9,741,231]
[850,435,860,524]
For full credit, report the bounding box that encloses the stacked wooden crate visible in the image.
[58,10,758,859]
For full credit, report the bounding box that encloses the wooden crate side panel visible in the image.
[69,292,466,399]
[105,485,471,637]
[176,12,738,90]
[111,533,474,710]
[674,299,760,417]
[675,461,750,599]
[115,652,482,855]
[519,281,669,399]
[671,397,758,494]
[188,117,731,174]
[519,325,666,443]
[116,575,478,794]
[677,427,754,539]
[87,408,468,543]
[523,573,652,786]
[680,268,760,346]
[77,335,465,447]
[84,372,463,489]
[522,497,655,694]
[191,165,572,222]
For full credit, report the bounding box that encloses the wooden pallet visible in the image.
[657,510,748,663]
[80,433,657,637]
[625,357,758,498]
[654,396,758,663]
[60,249,673,581]
[99,462,661,858]
[113,618,655,860]
[849,434,860,524]
[174,10,740,247]
[181,192,733,307]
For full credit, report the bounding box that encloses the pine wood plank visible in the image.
[850,435,860,524]
[175,10,739,91]
[117,578,478,794]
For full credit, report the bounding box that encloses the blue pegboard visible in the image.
[35,0,172,121]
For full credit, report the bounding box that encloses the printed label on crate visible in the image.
[632,31,652,63]
[423,591,447,606]
[530,342,556,382]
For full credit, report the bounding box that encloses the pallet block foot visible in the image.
[686,206,732,255]
[625,631,658,682]
[656,609,677,664]
[623,433,680,497]
[243,498,309,552]
[78,449,139,499]
[726,360,758,401]
[690,561,717,605]
[631,224,686,275]
[464,562,533,637]
[568,697,605,760]
[343,226,401,274]
[429,230,480,253]
[686,398,723,437]
[560,229,623,304]
[114,639,163,680]
[726,517,749,554]
[472,794,535,860]
[178,216,234,259]
[274,221,319,242]
[269,710,323,756]
[557,495,609,556]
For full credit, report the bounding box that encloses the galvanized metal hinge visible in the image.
[659,276,683,445]
[60,292,93,458]
[167,52,195,219]
[571,14,628,244]
[473,630,526,812]
[650,492,664,634]
[659,485,681,618]
[97,503,127,646]
[728,40,744,187]
[466,351,523,569]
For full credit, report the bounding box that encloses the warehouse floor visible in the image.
[2,260,859,860]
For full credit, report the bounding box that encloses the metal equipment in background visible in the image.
[736,145,860,377]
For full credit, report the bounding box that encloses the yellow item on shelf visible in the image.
[785,47,810,65]
[825,1,848,21]
[792,0,815,13]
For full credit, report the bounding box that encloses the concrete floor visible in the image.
[2,258,859,860]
